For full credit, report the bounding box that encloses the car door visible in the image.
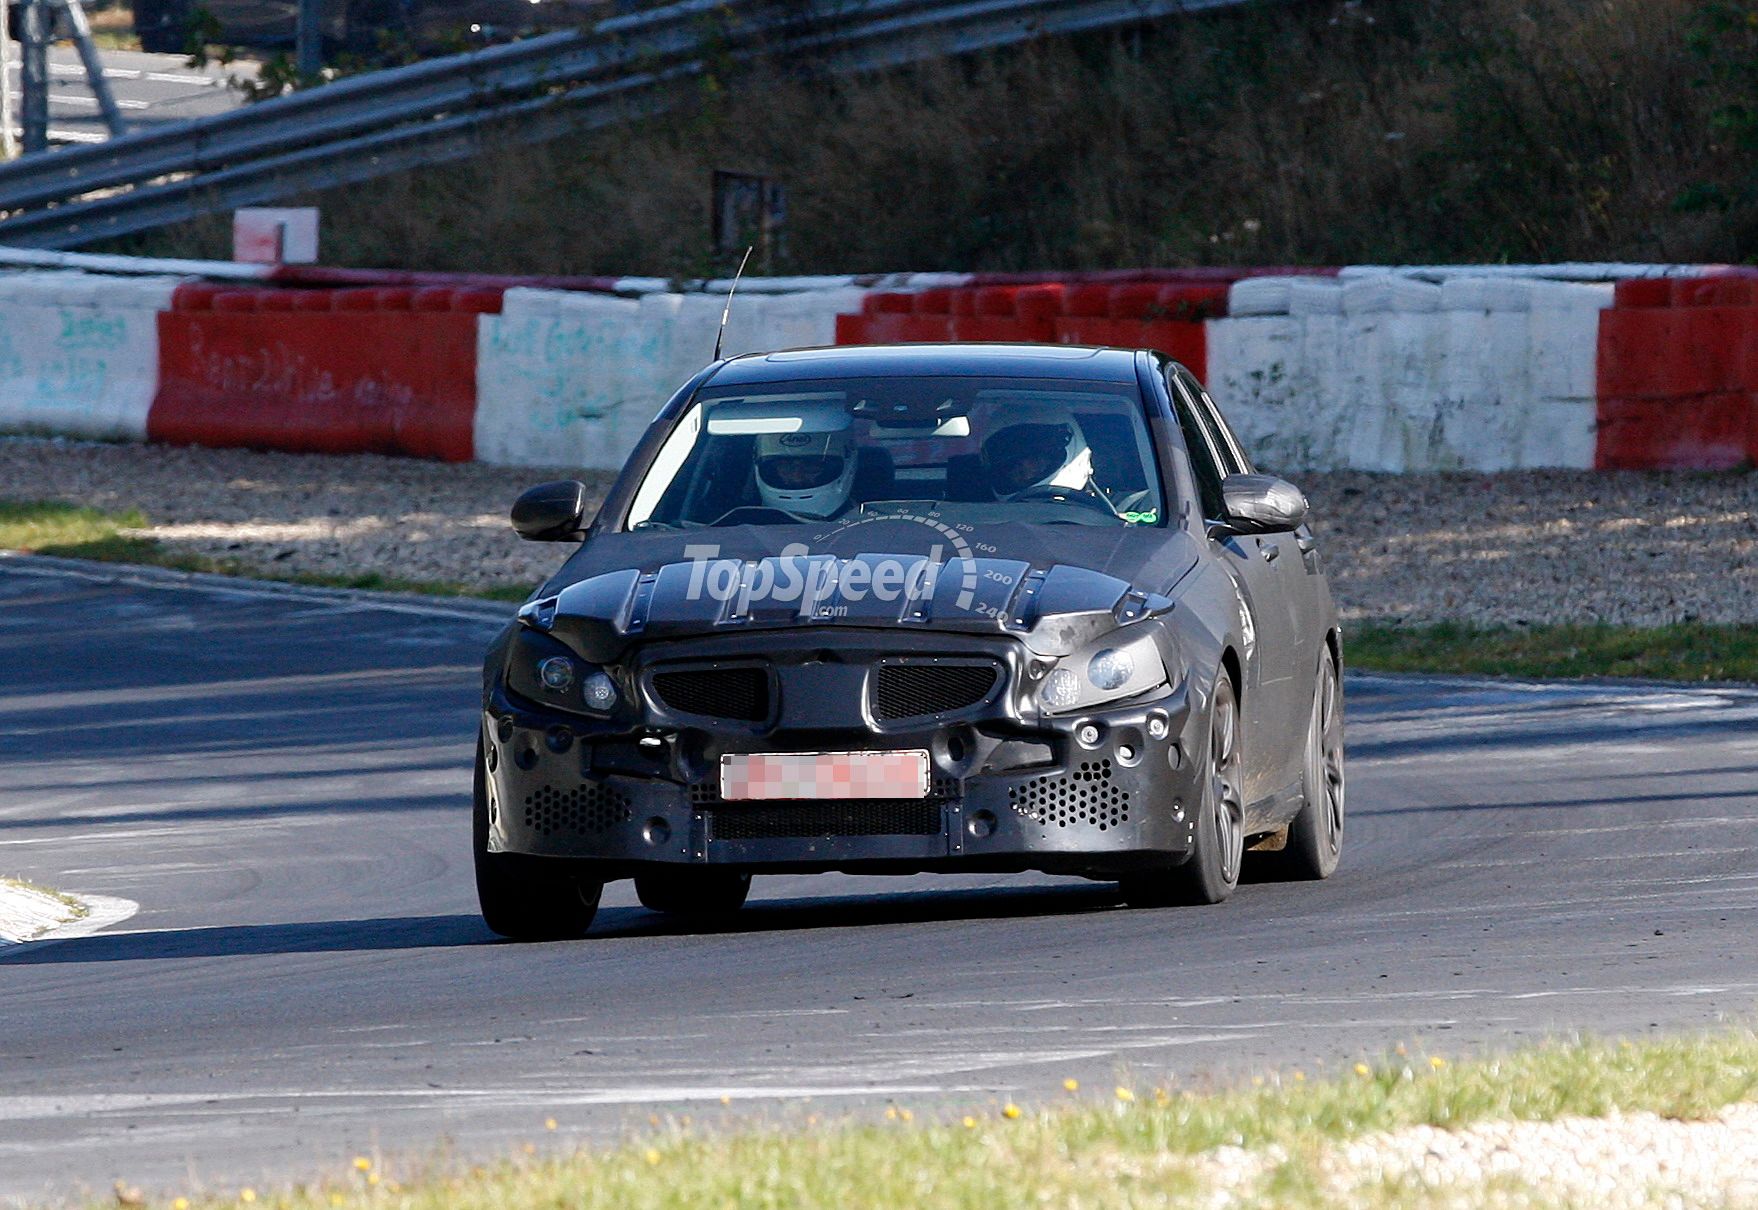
[1184,370,1326,672]
[1167,369,1305,812]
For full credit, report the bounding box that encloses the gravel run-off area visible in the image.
[1195,1103,1758,1209]
[3,438,1756,626]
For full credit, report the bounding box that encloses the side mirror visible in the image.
[511,480,590,542]
[1221,473,1309,534]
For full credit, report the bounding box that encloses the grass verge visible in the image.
[0,500,531,602]
[104,1031,1758,1209]
[1349,621,1758,684]
[0,876,88,919]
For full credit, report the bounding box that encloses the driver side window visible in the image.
[1167,373,1228,521]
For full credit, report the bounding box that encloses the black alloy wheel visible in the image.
[1280,652,1345,880]
[474,735,603,940]
[1122,670,1244,907]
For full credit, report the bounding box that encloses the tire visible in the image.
[1279,651,1345,880]
[473,737,603,940]
[1121,670,1244,907]
[634,869,752,917]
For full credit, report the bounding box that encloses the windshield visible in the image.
[625,375,1167,530]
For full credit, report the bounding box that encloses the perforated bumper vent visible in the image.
[871,662,1000,721]
[1008,760,1131,830]
[524,782,631,836]
[709,800,942,839]
[652,667,770,722]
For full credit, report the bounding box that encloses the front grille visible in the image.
[652,667,769,721]
[709,800,942,839]
[524,781,631,837]
[1009,760,1131,831]
[871,662,999,721]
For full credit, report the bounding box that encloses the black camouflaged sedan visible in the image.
[475,343,1344,939]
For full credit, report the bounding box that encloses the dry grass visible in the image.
[106,0,1754,274]
[63,1031,1758,1210]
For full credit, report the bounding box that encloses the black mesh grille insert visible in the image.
[652,667,769,721]
[871,662,999,721]
[523,781,631,837]
[710,800,942,840]
[1008,760,1131,831]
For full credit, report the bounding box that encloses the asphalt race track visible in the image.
[2,557,1755,1203]
[7,47,251,145]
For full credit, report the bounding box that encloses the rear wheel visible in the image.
[1121,671,1244,907]
[1280,652,1345,880]
[474,737,603,940]
[635,870,752,917]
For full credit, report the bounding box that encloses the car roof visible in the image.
[706,343,1142,386]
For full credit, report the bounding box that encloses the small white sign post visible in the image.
[233,208,321,264]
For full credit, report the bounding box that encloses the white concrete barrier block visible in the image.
[1342,275,1441,316]
[1289,279,1345,317]
[1514,400,1598,469]
[1204,315,1313,466]
[0,299,166,441]
[1228,277,1296,317]
[1528,301,1605,404]
[475,287,667,470]
[755,287,869,351]
[105,276,187,310]
[1441,276,1536,312]
[1526,280,1616,311]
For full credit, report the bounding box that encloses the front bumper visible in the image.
[481,673,1206,879]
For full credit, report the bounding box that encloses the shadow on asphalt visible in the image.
[0,883,1155,963]
[597,882,1125,939]
[0,914,496,964]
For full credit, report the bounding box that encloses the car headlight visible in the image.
[508,631,619,716]
[539,656,576,692]
[1036,631,1172,715]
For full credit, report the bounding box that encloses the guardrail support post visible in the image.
[296,0,322,80]
[19,0,47,154]
[59,0,129,137]
[0,0,16,158]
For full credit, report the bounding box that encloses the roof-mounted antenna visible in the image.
[712,245,754,363]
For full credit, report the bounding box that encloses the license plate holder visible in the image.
[719,750,931,801]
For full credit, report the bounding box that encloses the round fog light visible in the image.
[582,671,618,712]
[539,656,576,693]
[643,817,672,846]
[967,810,997,839]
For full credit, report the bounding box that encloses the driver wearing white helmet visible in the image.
[979,414,1096,502]
[754,430,859,519]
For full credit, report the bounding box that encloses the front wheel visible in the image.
[1279,651,1345,880]
[1121,670,1244,907]
[474,737,603,940]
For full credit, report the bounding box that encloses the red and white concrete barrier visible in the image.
[0,247,1749,474]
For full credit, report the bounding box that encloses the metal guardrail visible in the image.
[0,0,1249,247]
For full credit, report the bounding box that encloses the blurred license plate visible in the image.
[720,751,930,801]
